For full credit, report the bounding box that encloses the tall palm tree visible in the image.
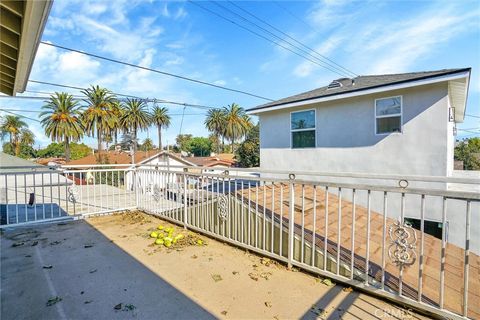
[40,92,85,161]
[204,108,226,153]
[110,100,124,148]
[120,99,151,152]
[0,115,28,156]
[81,85,117,162]
[223,103,252,153]
[151,106,171,151]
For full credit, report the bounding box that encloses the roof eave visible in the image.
[12,0,53,95]
[247,69,472,115]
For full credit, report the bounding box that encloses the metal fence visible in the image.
[1,164,478,319]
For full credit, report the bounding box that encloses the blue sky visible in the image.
[1,0,479,148]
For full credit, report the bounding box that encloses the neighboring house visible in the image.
[248,68,470,178]
[0,152,71,224]
[247,68,478,253]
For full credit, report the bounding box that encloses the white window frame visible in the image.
[290,108,316,149]
[374,95,403,135]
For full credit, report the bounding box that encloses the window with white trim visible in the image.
[375,96,402,134]
[291,109,316,148]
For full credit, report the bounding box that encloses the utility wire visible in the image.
[39,41,274,102]
[224,1,357,77]
[27,80,216,110]
[466,114,480,119]
[189,0,347,78]
[0,109,40,122]
[273,1,317,33]
[0,108,205,116]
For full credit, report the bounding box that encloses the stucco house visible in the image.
[248,68,471,178]
[247,68,478,253]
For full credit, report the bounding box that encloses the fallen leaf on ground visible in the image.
[343,287,353,292]
[84,244,93,248]
[42,265,53,269]
[232,271,239,275]
[248,273,259,281]
[211,274,223,282]
[191,255,198,259]
[321,278,334,287]
[89,269,97,274]
[221,310,228,316]
[31,241,38,246]
[46,296,62,306]
[50,241,61,246]
[84,300,93,304]
[265,301,272,308]
[12,242,25,247]
[114,303,123,310]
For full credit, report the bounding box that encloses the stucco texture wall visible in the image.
[259,83,451,177]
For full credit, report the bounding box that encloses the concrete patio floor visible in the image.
[1,211,430,320]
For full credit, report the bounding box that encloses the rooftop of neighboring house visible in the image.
[35,157,66,166]
[0,152,41,171]
[65,150,165,166]
[248,68,471,122]
[185,154,236,167]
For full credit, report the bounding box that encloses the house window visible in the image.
[375,96,402,134]
[404,218,447,241]
[291,109,316,148]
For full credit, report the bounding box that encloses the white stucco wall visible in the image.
[259,83,451,177]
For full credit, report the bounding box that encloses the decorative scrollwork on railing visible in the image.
[67,185,79,203]
[152,184,161,202]
[217,194,228,220]
[388,220,417,267]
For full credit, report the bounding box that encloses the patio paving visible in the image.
[1,211,429,320]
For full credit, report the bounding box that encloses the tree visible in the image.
[236,124,259,167]
[37,142,92,160]
[120,99,151,152]
[176,134,193,152]
[20,128,35,146]
[3,142,36,159]
[223,103,252,153]
[187,137,212,156]
[151,106,171,150]
[0,115,28,156]
[110,100,124,147]
[82,85,117,162]
[40,92,85,161]
[142,138,154,151]
[455,138,480,170]
[204,108,226,153]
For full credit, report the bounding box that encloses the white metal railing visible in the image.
[0,164,478,319]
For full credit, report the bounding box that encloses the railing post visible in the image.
[287,180,295,269]
[183,172,188,229]
[134,168,139,210]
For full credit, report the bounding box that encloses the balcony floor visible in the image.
[1,211,429,320]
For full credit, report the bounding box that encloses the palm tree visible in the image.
[110,100,124,147]
[151,106,171,151]
[82,85,117,162]
[20,128,35,146]
[120,99,151,152]
[142,137,154,151]
[0,115,28,156]
[223,103,252,153]
[40,92,85,161]
[204,108,226,153]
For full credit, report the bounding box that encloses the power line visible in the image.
[189,1,348,78]
[273,1,317,33]
[27,80,216,110]
[466,114,480,119]
[39,41,274,102]
[0,108,206,116]
[0,109,41,122]
[225,1,357,77]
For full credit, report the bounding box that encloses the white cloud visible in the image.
[213,80,226,86]
[174,7,188,21]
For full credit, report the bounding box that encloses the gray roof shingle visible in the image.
[248,68,471,112]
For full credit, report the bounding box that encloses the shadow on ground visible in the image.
[1,220,213,320]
